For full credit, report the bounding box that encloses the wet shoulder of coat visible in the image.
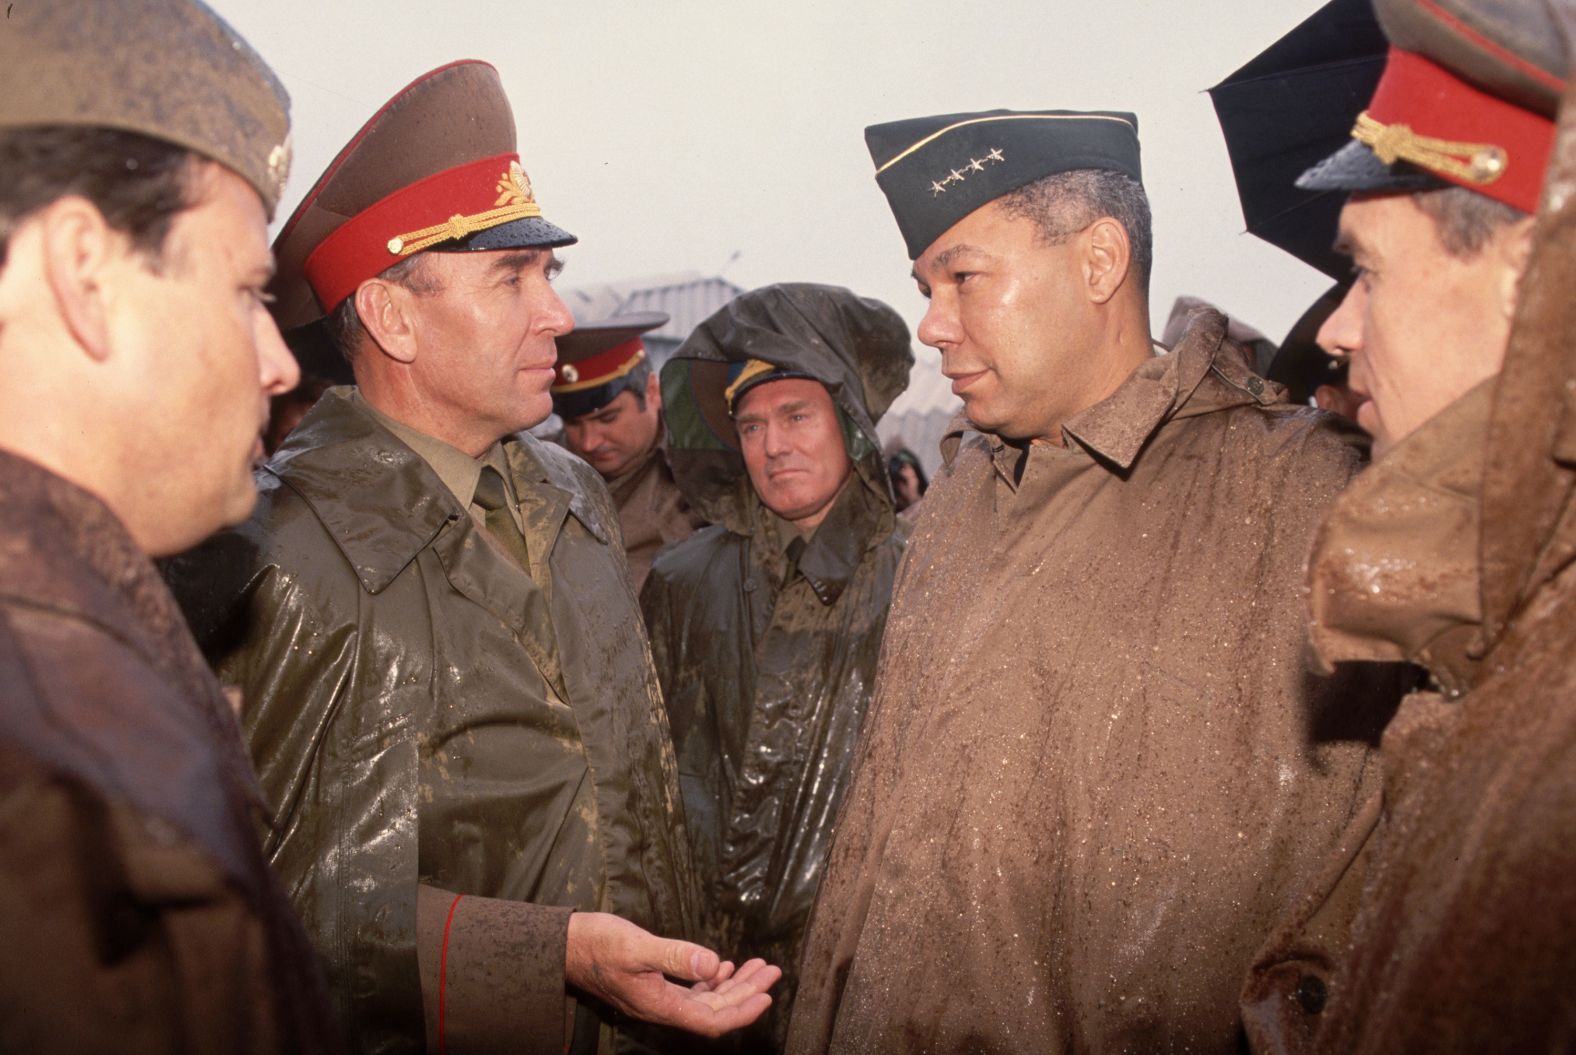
[638,523,736,626]
[509,427,625,553]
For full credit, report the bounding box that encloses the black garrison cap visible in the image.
[865,109,1143,259]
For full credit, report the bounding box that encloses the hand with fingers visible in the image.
[565,912,781,1037]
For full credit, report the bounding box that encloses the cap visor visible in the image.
[1296,140,1445,195]
[433,216,579,252]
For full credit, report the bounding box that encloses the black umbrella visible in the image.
[1207,0,1387,279]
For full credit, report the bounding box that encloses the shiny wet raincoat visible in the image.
[1245,74,1576,1054]
[788,312,1400,1054]
[166,389,693,1054]
[642,285,912,1050]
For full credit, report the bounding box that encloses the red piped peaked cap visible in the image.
[267,60,575,332]
[1298,0,1567,213]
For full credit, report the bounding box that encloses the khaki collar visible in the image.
[1307,378,1495,697]
[945,310,1275,475]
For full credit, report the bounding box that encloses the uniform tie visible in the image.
[474,465,530,570]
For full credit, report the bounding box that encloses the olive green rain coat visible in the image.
[787,312,1402,1054]
[1245,74,1576,1054]
[641,284,913,1049]
[166,390,693,1055]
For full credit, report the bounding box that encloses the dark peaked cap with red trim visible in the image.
[268,60,576,332]
[1298,0,1569,214]
[551,311,670,421]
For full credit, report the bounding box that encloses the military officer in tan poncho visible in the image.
[788,110,1402,1053]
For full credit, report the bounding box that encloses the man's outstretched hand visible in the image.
[565,912,781,1037]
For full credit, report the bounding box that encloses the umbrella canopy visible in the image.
[1207,0,1387,279]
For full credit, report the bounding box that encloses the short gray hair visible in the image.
[327,253,442,362]
[998,169,1153,293]
[1411,185,1528,259]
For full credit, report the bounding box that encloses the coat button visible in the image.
[1294,974,1327,1015]
[1247,375,1265,396]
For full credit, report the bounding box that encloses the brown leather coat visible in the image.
[0,450,336,1053]
[787,314,1397,1054]
[1244,76,1576,1054]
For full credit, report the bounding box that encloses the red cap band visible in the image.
[1362,47,1554,213]
[553,339,647,391]
[303,152,539,313]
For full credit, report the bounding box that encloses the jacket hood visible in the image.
[660,283,914,538]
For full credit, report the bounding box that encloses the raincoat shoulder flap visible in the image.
[266,389,459,595]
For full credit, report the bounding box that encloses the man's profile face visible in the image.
[912,198,1101,441]
[735,377,852,531]
[1319,192,1524,458]
[109,163,299,555]
[403,247,573,441]
[561,374,663,479]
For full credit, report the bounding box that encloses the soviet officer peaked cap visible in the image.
[864,108,1143,259]
[0,0,291,216]
[269,60,577,331]
[551,311,670,421]
[1298,0,1569,214]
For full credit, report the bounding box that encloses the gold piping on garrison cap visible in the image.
[874,113,1136,174]
[724,358,778,410]
[1352,112,1508,184]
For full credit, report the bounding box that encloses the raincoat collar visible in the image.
[752,477,871,607]
[267,386,607,595]
[943,309,1276,472]
[1306,378,1493,697]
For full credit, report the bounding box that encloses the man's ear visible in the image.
[645,369,663,412]
[1497,215,1538,323]
[355,279,418,364]
[1083,217,1132,305]
[40,196,120,362]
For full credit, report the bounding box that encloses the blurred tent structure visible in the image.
[878,357,959,479]
[560,272,746,371]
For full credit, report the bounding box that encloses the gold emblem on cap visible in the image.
[928,148,1005,196]
[498,161,535,206]
[386,162,546,257]
[561,364,580,384]
[1352,112,1507,186]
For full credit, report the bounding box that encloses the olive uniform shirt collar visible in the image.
[356,391,521,531]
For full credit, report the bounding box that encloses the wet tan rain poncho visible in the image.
[787,312,1403,1053]
[1245,74,1576,1054]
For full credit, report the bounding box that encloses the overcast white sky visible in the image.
[213,0,1336,360]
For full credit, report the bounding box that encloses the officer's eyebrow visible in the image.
[912,243,990,281]
[488,250,541,274]
[1332,222,1362,260]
